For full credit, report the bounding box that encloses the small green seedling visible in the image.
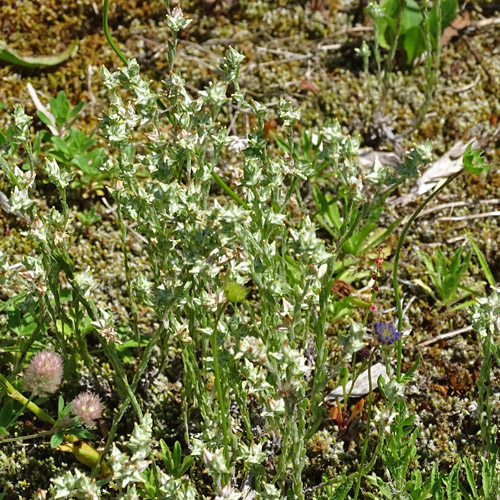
[312,185,399,256]
[49,128,107,190]
[416,246,473,306]
[37,91,84,135]
[374,0,458,65]
[462,144,492,176]
[75,206,102,228]
[366,401,420,499]
[36,91,107,192]
[158,439,194,479]
[423,455,499,500]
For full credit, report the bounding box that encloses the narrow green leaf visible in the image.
[274,135,290,154]
[458,483,473,500]
[449,248,462,276]
[463,457,479,499]
[403,354,420,381]
[448,299,476,312]
[446,461,461,500]
[58,396,65,416]
[481,457,492,498]
[435,247,447,277]
[179,456,194,476]
[51,91,71,128]
[329,479,353,500]
[0,41,77,68]
[173,441,182,468]
[414,278,438,301]
[367,475,393,498]
[51,136,70,154]
[417,250,435,275]
[431,464,444,500]
[360,218,401,254]
[0,400,13,428]
[69,428,95,440]
[160,439,168,455]
[36,111,55,130]
[68,101,85,119]
[466,234,496,288]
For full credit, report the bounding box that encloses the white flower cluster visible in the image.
[52,469,100,500]
[52,413,200,499]
[321,121,365,202]
[43,158,73,190]
[470,288,500,342]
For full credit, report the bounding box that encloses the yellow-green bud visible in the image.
[223,280,248,303]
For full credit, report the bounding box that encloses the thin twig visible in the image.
[417,326,473,348]
[436,211,500,221]
[451,74,481,93]
[419,198,499,217]
[469,17,500,29]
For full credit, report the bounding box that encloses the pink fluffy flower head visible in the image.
[23,350,63,397]
[71,391,103,427]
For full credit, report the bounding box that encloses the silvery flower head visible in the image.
[167,7,192,33]
[23,350,63,397]
[71,391,103,427]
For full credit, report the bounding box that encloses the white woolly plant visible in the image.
[93,6,431,496]
[51,413,198,500]
[0,2,434,498]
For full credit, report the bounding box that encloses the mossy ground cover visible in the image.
[0,1,499,498]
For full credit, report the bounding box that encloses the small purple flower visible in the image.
[71,391,103,427]
[375,322,401,345]
[23,350,63,397]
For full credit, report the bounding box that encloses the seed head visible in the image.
[71,391,103,427]
[23,350,63,397]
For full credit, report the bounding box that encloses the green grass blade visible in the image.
[0,41,77,68]
[466,233,496,288]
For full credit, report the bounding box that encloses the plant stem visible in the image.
[90,319,169,478]
[381,0,407,101]
[306,256,336,440]
[400,0,442,136]
[211,302,231,476]
[102,0,128,65]
[212,171,249,209]
[0,373,55,425]
[115,197,141,355]
[0,429,54,444]
[392,170,462,379]
[353,347,376,500]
